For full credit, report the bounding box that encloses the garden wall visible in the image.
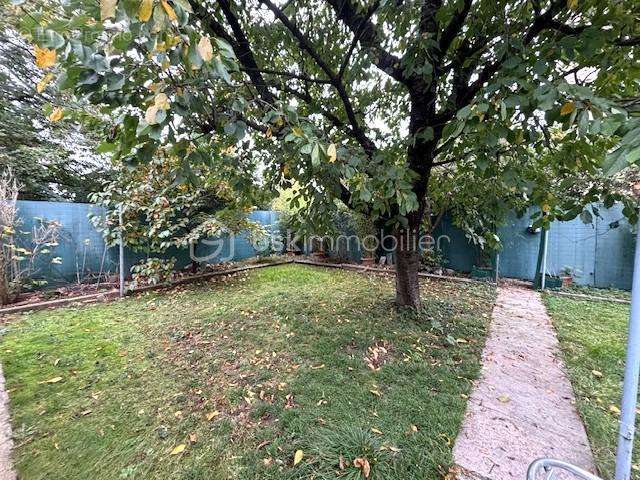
[437,203,635,290]
[15,200,279,287]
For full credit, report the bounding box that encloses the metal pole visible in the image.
[494,252,500,284]
[118,205,125,298]
[540,228,549,290]
[614,226,640,480]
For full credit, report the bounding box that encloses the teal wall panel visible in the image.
[13,201,279,287]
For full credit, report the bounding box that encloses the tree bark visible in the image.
[394,215,422,308]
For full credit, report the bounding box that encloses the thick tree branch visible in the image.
[323,0,406,83]
[439,0,473,54]
[420,0,443,34]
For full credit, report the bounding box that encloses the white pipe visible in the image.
[541,228,549,290]
[614,226,640,480]
[118,205,125,298]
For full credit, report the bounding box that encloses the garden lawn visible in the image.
[0,264,495,480]
[545,295,637,479]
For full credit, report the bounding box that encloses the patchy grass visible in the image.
[544,295,637,479]
[1,264,495,480]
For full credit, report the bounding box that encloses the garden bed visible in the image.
[0,264,495,479]
[545,295,639,478]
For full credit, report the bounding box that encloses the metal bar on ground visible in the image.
[118,205,125,298]
[614,226,640,480]
[540,228,549,290]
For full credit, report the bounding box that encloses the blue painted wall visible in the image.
[14,200,280,286]
[444,204,635,289]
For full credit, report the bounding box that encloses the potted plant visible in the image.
[559,266,574,287]
[471,248,494,280]
[354,214,377,267]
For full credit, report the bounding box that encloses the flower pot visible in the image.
[534,273,563,289]
[471,265,494,280]
[560,275,573,287]
[361,257,376,267]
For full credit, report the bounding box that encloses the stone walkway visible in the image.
[0,364,14,480]
[453,285,596,480]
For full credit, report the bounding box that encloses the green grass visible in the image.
[0,264,496,480]
[544,295,636,479]
[561,285,631,302]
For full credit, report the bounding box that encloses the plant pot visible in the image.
[361,257,376,267]
[560,275,573,287]
[471,265,494,280]
[534,273,563,289]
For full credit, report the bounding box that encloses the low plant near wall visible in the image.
[130,257,176,288]
[0,170,62,305]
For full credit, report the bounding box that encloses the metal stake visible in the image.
[614,226,640,480]
[118,205,125,298]
[494,252,500,284]
[540,228,549,290]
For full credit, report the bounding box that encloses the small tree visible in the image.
[0,169,61,304]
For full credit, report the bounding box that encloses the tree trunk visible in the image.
[394,217,422,308]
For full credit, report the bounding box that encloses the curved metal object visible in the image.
[527,459,603,480]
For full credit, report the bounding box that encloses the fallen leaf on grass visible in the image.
[170,444,186,455]
[40,376,63,384]
[410,424,418,433]
[371,428,383,435]
[206,411,220,421]
[592,370,603,378]
[80,410,92,416]
[188,433,197,444]
[609,405,621,415]
[369,390,381,397]
[497,395,511,403]
[293,449,304,466]
[353,457,371,478]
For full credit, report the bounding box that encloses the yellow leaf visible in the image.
[205,411,220,421]
[542,203,551,213]
[145,104,159,124]
[369,389,381,397]
[592,370,603,378]
[48,107,64,122]
[197,36,213,62]
[43,376,63,384]
[100,0,118,21]
[292,126,304,137]
[161,0,177,23]
[293,449,304,466]
[410,424,418,432]
[265,127,273,139]
[371,427,382,435]
[567,0,578,10]
[138,0,153,21]
[170,444,186,455]
[34,46,56,69]
[154,92,170,110]
[498,394,511,403]
[327,143,337,163]
[609,405,621,415]
[560,101,575,116]
[36,73,54,93]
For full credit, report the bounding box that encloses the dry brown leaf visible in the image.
[197,36,214,62]
[560,101,575,116]
[206,410,220,421]
[100,0,117,21]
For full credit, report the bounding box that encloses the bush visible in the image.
[130,258,176,288]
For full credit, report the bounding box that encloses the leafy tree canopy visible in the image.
[18,0,640,306]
